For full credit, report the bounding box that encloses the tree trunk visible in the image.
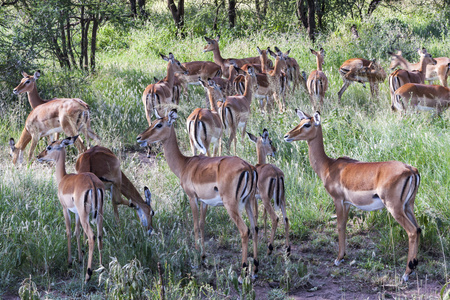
[138,0,146,17]
[296,0,308,29]
[90,15,99,72]
[167,0,185,37]
[84,19,90,70]
[307,0,315,42]
[228,0,236,28]
[80,5,85,69]
[213,1,223,31]
[66,16,77,68]
[59,13,70,68]
[367,0,381,16]
[130,0,137,17]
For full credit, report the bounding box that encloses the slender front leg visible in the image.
[188,196,201,250]
[199,202,208,259]
[334,199,350,265]
[62,209,73,266]
[338,80,352,102]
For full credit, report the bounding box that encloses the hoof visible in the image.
[402,271,415,282]
[334,258,344,266]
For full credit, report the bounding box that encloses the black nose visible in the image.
[283,135,288,139]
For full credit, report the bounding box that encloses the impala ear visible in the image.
[9,138,15,151]
[62,136,78,147]
[144,186,152,206]
[21,71,28,78]
[268,48,277,58]
[167,109,178,125]
[34,70,41,80]
[262,128,269,139]
[247,132,257,143]
[168,52,175,61]
[160,54,169,62]
[320,48,325,56]
[295,109,308,120]
[313,112,321,126]
[199,77,207,87]
[257,46,262,55]
[310,48,316,55]
[285,49,291,56]
[216,35,220,42]
[154,109,162,119]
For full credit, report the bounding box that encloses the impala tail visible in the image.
[190,115,207,154]
[235,169,258,205]
[389,72,403,109]
[402,171,421,230]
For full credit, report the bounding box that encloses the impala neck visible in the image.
[166,62,175,88]
[54,149,68,185]
[272,57,284,76]
[27,84,46,108]
[260,51,268,73]
[243,74,253,100]
[161,126,188,179]
[417,56,428,73]
[316,57,323,71]
[211,46,224,66]
[256,145,266,165]
[307,126,333,182]
[208,89,219,113]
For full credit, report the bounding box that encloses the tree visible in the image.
[167,0,185,37]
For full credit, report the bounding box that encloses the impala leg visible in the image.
[62,209,73,267]
[262,196,278,255]
[80,215,95,282]
[199,202,208,260]
[280,196,290,255]
[334,200,350,265]
[337,80,352,102]
[74,212,83,263]
[245,197,259,276]
[27,135,40,162]
[12,128,31,164]
[96,200,103,266]
[62,119,86,153]
[188,197,201,250]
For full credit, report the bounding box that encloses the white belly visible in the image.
[416,105,435,111]
[68,206,79,214]
[43,126,63,136]
[199,195,223,207]
[344,196,385,211]
[238,121,246,129]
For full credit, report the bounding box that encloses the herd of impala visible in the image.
[8,35,450,284]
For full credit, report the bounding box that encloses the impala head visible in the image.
[37,136,78,162]
[135,186,154,236]
[418,48,437,66]
[137,110,178,147]
[388,50,404,70]
[247,128,276,157]
[13,70,41,95]
[284,110,321,143]
[203,35,220,53]
[9,138,24,164]
[310,48,325,65]
[160,53,188,75]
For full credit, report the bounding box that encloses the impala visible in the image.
[136,110,259,279]
[142,53,188,125]
[307,48,328,110]
[389,49,450,87]
[274,46,307,93]
[10,71,100,164]
[284,110,421,282]
[207,64,241,100]
[393,83,450,113]
[186,79,223,156]
[389,49,437,107]
[75,145,154,234]
[221,67,257,154]
[247,129,289,255]
[338,58,386,101]
[37,136,105,282]
[203,35,263,78]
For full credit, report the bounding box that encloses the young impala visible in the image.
[10,70,100,164]
[284,110,421,282]
[75,145,154,234]
[136,110,259,280]
[307,48,328,110]
[37,136,105,282]
[247,129,289,255]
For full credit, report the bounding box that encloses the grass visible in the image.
[1,3,450,298]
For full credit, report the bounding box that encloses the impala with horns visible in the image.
[203,35,271,78]
[75,145,154,234]
[338,58,386,101]
[37,136,105,282]
[142,53,188,126]
[389,49,437,107]
[247,129,289,256]
[284,110,421,282]
[393,83,450,114]
[136,110,259,280]
[10,71,100,164]
[186,78,223,156]
[307,48,328,110]
[389,49,450,87]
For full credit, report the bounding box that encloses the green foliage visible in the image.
[18,276,40,300]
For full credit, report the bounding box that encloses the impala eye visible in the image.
[47,146,52,150]
[303,123,311,128]
[156,123,163,128]
[26,80,30,84]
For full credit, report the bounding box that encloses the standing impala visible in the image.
[338,58,386,101]
[37,136,105,283]
[142,53,188,125]
[10,71,100,164]
[389,49,450,87]
[307,48,328,110]
[247,129,289,256]
[389,49,437,108]
[284,110,421,282]
[136,110,259,280]
[75,145,154,234]
[393,83,450,113]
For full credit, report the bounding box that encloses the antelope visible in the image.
[221,67,257,154]
[207,64,242,100]
[307,48,328,110]
[284,110,421,282]
[389,49,437,108]
[136,110,259,280]
[389,49,450,87]
[75,145,154,234]
[37,136,105,282]
[203,35,263,78]
[247,129,289,255]
[274,46,307,93]
[338,58,386,101]
[186,79,223,156]
[393,83,450,114]
[142,53,188,125]
[10,72,100,164]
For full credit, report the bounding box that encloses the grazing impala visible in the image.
[37,136,105,282]
[203,35,263,78]
[284,110,421,282]
[136,110,259,279]
[75,145,154,234]
[142,53,188,125]
[393,83,450,113]
[10,71,100,164]
[389,49,437,107]
[221,67,257,154]
[307,48,328,110]
[338,58,386,101]
[389,49,450,87]
[247,129,289,255]
[186,79,223,156]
